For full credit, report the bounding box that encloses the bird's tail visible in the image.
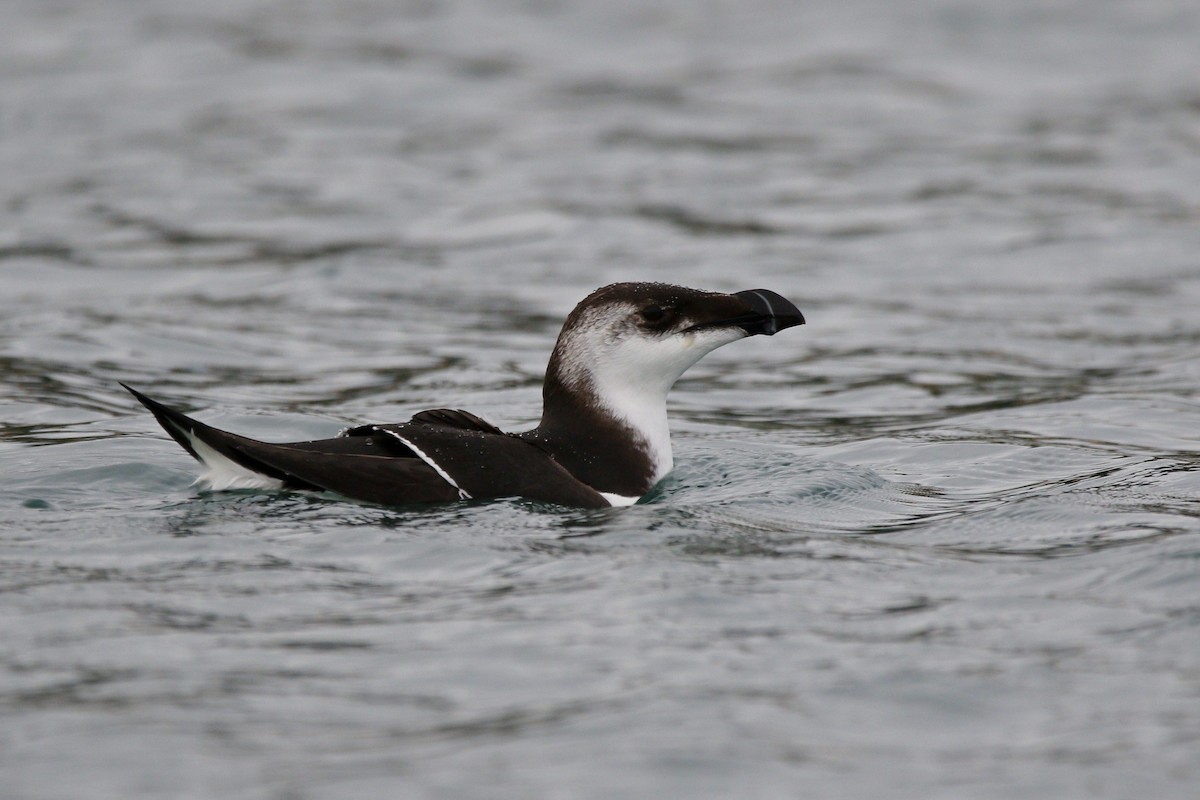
[121,383,293,490]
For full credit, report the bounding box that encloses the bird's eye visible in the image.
[640,304,668,323]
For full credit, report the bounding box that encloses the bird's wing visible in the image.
[124,385,610,508]
[123,384,460,504]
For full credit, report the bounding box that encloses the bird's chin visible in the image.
[681,325,749,350]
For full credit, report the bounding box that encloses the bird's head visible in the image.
[545,281,805,421]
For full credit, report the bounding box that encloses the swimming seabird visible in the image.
[124,282,804,508]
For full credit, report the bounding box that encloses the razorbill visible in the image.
[124,282,804,509]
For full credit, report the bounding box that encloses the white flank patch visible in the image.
[599,491,640,507]
[381,430,471,500]
[185,428,284,491]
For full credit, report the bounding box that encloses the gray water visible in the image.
[3,1,1200,797]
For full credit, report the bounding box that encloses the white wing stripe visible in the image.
[379,429,471,500]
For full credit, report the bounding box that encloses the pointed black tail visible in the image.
[121,383,306,486]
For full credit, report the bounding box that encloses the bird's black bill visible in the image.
[730,289,806,336]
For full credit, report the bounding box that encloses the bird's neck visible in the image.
[523,364,673,501]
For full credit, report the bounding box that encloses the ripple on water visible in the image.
[4,0,1200,796]
[648,432,1199,560]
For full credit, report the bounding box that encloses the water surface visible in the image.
[3,1,1200,798]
